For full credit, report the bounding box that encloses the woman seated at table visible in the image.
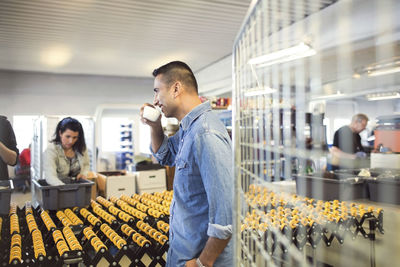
[44,117,89,186]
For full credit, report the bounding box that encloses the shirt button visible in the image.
[181,139,183,142]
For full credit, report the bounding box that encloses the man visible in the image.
[0,115,19,179]
[330,113,368,169]
[141,61,233,267]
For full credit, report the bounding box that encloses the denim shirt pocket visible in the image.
[174,157,190,196]
[175,158,188,173]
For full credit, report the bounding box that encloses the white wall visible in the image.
[326,98,399,126]
[357,98,400,124]
[196,55,232,97]
[0,70,154,119]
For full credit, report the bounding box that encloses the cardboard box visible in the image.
[97,171,136,199]
[135,168,166,194]
[86,178,97,200]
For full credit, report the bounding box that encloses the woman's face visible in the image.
[59,129,79,149]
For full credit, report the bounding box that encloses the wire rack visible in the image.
[232,0,398,266]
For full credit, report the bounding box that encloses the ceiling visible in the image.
[0,0,251,77]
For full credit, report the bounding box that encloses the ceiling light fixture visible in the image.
[248,42,316,68]
[311,91,344,100]
[244,87,277,97]
[355,56,400,78]
[41,45,72,67]
[367,92,400,101]
[367,66,400,77]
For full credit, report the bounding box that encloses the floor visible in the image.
[10,187,32,206]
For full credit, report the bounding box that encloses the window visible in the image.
[13,115,39,151]
[139,123,151,154]
[101,117,134,152]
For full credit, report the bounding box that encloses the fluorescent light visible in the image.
[248,42,316,67]
[358,56,400,77]
[367,66,400,77]
[244,87,277,97]
[367,92,400,101]
[311,91,344,100]
[41,45,72,67]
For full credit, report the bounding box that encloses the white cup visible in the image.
[143,106,161,122]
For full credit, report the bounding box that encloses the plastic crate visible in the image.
[333,168,399,178]
[32,179,94,210]
[295,175,368,201]
[0,179,13,215]
[367,178,400,205]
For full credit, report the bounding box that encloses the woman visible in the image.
[44,117,90,186]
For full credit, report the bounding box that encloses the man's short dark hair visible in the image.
[152,61,198,94]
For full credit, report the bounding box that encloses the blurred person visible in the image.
[16,144,31,176]
[141,61,233,267]
[330,113,369,169]
[44,117,89,185]
[14,144,31,192]
[0,115,19,179]
[19,144,31,168]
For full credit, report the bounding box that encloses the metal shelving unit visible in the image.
[232,0,398,266]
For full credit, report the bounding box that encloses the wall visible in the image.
[0,70,154,119]
[357,98,400,124]
[326,98,399,125]
[196,55,232,97]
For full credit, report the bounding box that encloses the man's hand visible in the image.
[355,151,367,158]
[185,258,198,267]
[140,103,161,126]
[190,236,230,267]
[140,103,164,153]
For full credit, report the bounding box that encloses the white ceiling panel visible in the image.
[0,0,251,77]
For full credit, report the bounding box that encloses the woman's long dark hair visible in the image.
[52,117,86,155]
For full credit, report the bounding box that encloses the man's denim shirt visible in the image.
[151,101,234,267]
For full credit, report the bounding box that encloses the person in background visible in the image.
[19,144,31,168]
[14,144,31,192]
[0,115,19,179]
[141,61,233,267]
[330,113,369,169]
[44,117,89,185]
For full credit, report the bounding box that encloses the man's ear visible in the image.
[173,81,183,98]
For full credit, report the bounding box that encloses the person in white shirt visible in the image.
[43,117,89,185]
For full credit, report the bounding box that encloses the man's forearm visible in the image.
[198,236,230,267]
[0,141,17,165]
[151,124,166,153]
[331,146,356,160]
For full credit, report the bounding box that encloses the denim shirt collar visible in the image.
[180,101,211,131]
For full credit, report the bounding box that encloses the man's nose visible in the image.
[153,94,159,105]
